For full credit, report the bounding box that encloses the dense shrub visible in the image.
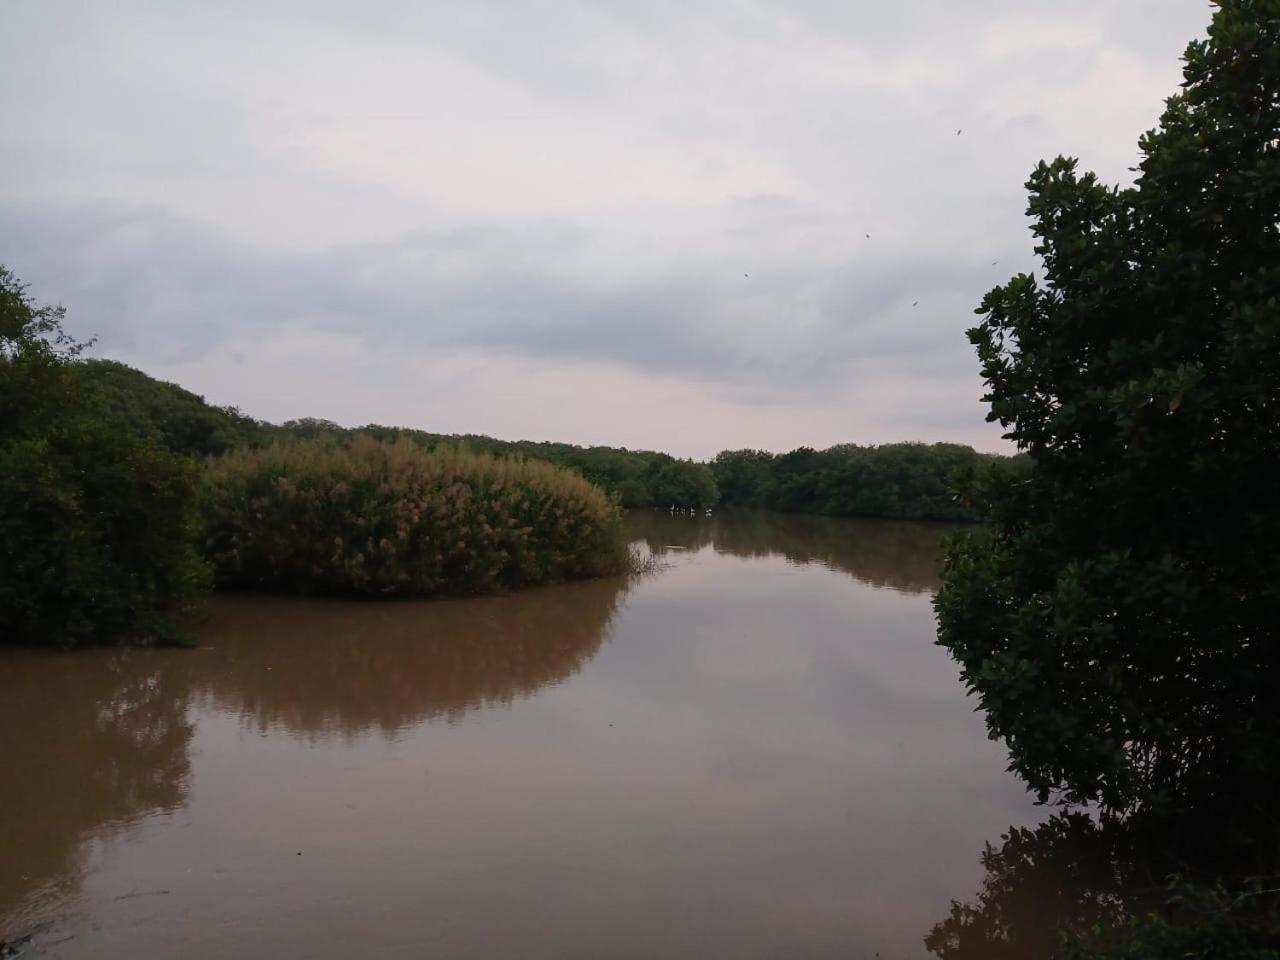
[201,436,629,597]
[0,268,209,646]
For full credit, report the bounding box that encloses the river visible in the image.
[0,512,1040,959]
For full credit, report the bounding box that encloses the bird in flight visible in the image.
[912,301,919,307]
[991,260,999,265]
[956,128,963,136]
[865,233,871,239]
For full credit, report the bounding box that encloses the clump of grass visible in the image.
[201,436,629,597]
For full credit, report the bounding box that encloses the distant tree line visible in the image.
[74,360,1016,523]
[711,443,1019,522]
[61,366,722,510]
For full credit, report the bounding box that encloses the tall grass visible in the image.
[201,436,629,597]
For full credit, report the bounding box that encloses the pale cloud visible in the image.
[0,0,1215,457]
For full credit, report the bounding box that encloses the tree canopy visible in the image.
[711,442,1011,521]
[0,269,208,646]
[935,0,1280,836]
[77,359,263,457]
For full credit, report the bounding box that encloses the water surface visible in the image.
[1,512,1038,958]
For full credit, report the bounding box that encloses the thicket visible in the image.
[0,269,209,646]
[201,436,629,598]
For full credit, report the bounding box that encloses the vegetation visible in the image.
[58,360,1023,522]
[272,419,720,509]
[78,358,264,457]
[0,269,209,647]
[934,1,1280,954]
[0,276,640,645]
[712,443,1009,521]
[936,0,1279,824]
[201,435,629,598]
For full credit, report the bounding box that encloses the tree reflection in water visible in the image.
[923,814,1152,959]
[0,650,193,936]
[924,811,1280,958]
[195,575,631,738]
[2,514,976,955]
[0,574,634,942]
[626,509,958,595]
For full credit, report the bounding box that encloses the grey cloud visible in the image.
[2,198,987,399]
[0,0,1216,446]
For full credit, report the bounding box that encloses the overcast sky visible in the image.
[2,1,1212,457]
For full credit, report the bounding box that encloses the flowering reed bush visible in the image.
[201,436,628,597]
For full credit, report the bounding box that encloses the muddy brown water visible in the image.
[1,512,1040,959]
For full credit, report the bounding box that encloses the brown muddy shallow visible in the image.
[0,512,1039,959]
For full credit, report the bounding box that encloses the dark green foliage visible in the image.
[0,269,209,646]
[935,0,1280,824]
[712,442,1011,521]
[201,436,629,597]
[1061,880,1279,960]
[77,359,264,457]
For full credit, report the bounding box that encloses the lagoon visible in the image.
[0,512,1038,959]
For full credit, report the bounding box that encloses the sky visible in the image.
[2,1,1213,458]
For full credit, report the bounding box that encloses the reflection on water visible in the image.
[0,652,192,934]
[925,814,1140,959]
[197,576,628,737]
[627,509,956,593]
[1,511,1036,959]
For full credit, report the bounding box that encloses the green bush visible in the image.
[0,268,209,646]
[201,436,629,597]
